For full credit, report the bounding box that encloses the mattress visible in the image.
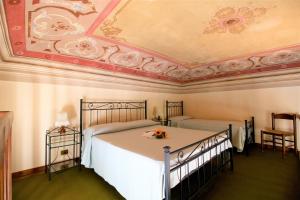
[173,118,245,152]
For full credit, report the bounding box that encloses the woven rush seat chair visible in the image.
[261,113,297,159]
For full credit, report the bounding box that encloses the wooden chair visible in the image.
[261,113,297,159]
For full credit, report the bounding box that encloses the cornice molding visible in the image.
[1,59,300,94]
[0,60,180,93]
[181,72,300,93]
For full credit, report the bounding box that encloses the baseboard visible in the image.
[13,158,81,180]
[12,166,45,180]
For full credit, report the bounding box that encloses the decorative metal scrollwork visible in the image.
[167,102,182,107]
[84,101,145,110]
[176,141,206,165]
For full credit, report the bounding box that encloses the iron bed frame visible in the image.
[166,100,255,156]
[79,99,147,163]
[164,125,233,200]
[80,99,234,200]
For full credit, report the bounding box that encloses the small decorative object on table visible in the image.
[45,114,81,180]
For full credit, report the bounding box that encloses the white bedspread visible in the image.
[172,118,245,152]
[82,124,232,200]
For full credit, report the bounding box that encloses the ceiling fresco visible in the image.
[3,0,300,83]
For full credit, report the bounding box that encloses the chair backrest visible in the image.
[271,113,297,135]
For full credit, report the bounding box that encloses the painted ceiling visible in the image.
[3,0,300,83]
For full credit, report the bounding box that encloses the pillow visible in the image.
[169,116,192,127]
[84,120,160,136]
[169,116,192,121]
[86,122,126,135]
[124,119,160,129]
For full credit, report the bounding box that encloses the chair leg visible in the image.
[261,131,264,152]
[294,136,297,155]
[272,135,276,152]
[282,136,285,159]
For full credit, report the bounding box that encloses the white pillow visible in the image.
[124,119,160,129]
[169,116,192,127]
[169,116,192,121]
[85,120,160,136]
[87,122,125,135]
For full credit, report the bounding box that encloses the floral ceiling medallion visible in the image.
[204,7,267,34]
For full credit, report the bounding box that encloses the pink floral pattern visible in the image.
[218,59,254,72]
[4,0,300,83]
[142,61,175,74]
[204,7,267,34]
[30,10,84,40]
[261,50,300,65]
[56,37,104,59]
[186,67,215,78]
[110,52,141,67]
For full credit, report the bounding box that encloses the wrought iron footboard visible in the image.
[244,117,255,156]
[163,124,233,200]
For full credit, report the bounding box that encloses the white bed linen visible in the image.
[82,125,232,200]
[81,120,160,167]
[171,118,245,152]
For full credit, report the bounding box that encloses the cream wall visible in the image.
[183,86,300,151]
[1,79,300,173]
[0,80,179,173]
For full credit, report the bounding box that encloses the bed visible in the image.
[79,99,234,200]
[166,101,255,155]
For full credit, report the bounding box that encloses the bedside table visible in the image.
[45,127,81,180]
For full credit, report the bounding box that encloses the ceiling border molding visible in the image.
[0,1,300,94]
[180,71,300,93]
[1,58,300,94]
[0,60,180,93]
[184,67,300,87]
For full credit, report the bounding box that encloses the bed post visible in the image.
[245,120,249,156]
[79,99,83,169]
[163,146,171,200]
[144,100,147,119]
[229,124,234,171]
[181,101,184,116]
[166,101,169,122]
[252,116,255,143]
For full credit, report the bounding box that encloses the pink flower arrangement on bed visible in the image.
[153,128,167,139]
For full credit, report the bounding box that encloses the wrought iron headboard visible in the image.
[80,99,147,133]
[166,100,183,122]
[79,99,147,165]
